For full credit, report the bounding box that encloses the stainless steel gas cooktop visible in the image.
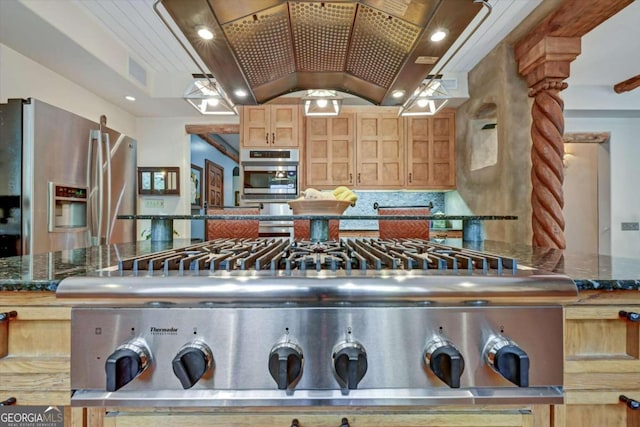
[57,238,577,408]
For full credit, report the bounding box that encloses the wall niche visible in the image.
[469,102,498,172]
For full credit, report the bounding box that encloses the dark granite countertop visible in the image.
[117,214,518,221]
[0,239,638,292]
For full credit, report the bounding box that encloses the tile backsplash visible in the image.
[341,191,445,230]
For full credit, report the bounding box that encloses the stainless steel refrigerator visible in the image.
[0,98,137,256]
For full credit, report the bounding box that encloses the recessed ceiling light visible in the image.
[430,30,447,42]
[197,27,214,40]
[392,90,405,98]
[125,95,136,101]
[234,89,247,97]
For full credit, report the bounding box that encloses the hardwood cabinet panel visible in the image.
[102,409,533,427]
[0,302,71,407]
[406,111,456,189]
[241,105,300,148]
[355,113,404,188]
[305,114,354,188]
[559,304,640,427]
[561,390,640,427]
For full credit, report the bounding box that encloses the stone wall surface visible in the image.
[456,42,533,244]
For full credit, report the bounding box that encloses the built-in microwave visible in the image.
[240,149,299,201]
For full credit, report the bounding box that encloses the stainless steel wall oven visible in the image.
[240,149,299,201]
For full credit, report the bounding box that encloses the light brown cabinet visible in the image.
[303,108,456,190]
[241,105,300,148]
[92,407,536,426]
[305,114,355,188]
[558,304,640,427]
[406,110,456,189]
[355,113,405,188]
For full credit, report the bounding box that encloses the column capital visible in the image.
[516,36,581,90]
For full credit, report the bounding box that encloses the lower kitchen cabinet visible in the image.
[98,407,537,427]
[0,300,70,407]
[558,303,640,427]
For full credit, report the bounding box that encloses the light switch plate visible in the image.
[621,222,639,231]
[144,198,165,209]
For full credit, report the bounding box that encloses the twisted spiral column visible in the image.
[529,80,567,249]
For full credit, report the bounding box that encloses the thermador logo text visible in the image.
[150,326,178,335]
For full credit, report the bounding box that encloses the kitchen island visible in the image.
[118,214,518,244]
[1,239,639,427]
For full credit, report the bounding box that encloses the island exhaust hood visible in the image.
[159,0,484,106]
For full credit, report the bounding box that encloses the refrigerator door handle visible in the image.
[87,129,104,246]
[103,132,112,245]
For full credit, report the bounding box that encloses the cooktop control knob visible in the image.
[105,338,151,392]
[424,336,465,388]
[268,340,304,390]
[483,335,529,387]
[172,340,213,389]
[332,340,367,390]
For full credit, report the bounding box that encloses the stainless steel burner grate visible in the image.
[117,238,518,276]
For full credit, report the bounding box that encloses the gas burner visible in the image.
[115,238,518,276]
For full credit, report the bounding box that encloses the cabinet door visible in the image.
[565,306,640,390]
[306,114,354,188]
[241,105,300,148]
[557,390,640,427]
[0,305,71,406]
[560,305,640,427]
[94,408,535,426]
[241,106,271,148]
[270,105,300,148]
[355,114,404,188]
[406,111,456,189]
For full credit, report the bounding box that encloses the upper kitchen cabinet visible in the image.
[406,110,456,189]
[241,105,300,148]
[305,114,355,188]
[355,113,404,188]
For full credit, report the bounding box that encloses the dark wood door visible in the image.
[205,159,224,208]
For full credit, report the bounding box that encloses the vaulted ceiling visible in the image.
[0,0,638,118]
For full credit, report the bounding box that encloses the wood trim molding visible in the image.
[563,132,611,144]
[614,74,640,94]
[185,124,239,135]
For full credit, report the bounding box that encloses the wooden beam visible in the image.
[185,124,239,135]
[197,133,239,163]
[515,0,633,59]
[614,74,640,93]
[563,132,610,144]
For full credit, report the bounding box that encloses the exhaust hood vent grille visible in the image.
[223,5,295,87]
[160,0,484,106]
[346,5,421,89]
[290,2,355,72]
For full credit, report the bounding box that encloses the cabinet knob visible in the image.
[620,395,640,410]
[357,173,361,183]
[409,172,413,183]
[272,132,275,144]
[0,397,17,406]
[349,173,353,183]
[339,417,350,427]
[619,311,640,322]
